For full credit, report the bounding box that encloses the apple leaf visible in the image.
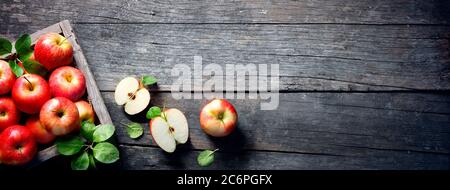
[18,50,33,62]
[197,149,218,167]
[0,38,12,56]
[56,136,85,156]
[89,154,97,169]
[71,151,89,170]
[92,124,115,143]
[93,142,120,164]
[146,106,161,119]
[81,121,96,141]
[22,59,47,76]
[8,60,23,77]
[14,34,32,58]
[141,76,157,86]
[124,122,144,139]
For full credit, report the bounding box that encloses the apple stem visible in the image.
[23,76,33,91]
[58,34,72,46]
[161,104,168,121]
[0,53,17,61]
[139,76,144,89]
[84,145,92,152]
[209,149,219,156]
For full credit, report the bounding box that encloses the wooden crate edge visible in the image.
[26,20,113,168]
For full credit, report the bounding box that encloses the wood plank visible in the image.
[119,145,449,170]
[59,20,113,126]
[69,24,450,91]
[1,0,449,26]
[100,92,450,158]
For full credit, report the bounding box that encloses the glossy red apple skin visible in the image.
[200,99,238,137]
[40,97,80,136]
[0,97,20,132]
[49,66,86,102]
[11,74,51,114]
[75,100,95,123]
[26,115,55,144]
[34,32,73,71]
[0,125,37,165]
[0,60,16,95]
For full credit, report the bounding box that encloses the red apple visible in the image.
[0,125,37,165]
[0,97,20,132]
[26,115,55,144]
[200,99,238,137]
[11,74,51,114]
[49,66,86,102]
[34,32,73,71]
[40,97,80,136]
[75,100,95,123]
[0,60,15,95]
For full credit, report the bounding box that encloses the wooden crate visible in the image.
[24,20,113,167]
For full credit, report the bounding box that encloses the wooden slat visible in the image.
[59,20,113,126]
[119,145,449,170]
[70,24,450,91]
[0,0,449,26]
[101,92,450,159]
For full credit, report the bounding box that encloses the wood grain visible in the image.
[119,145,449,170]
[102,92,450,160]
[1,1,449,170]
[70,24,450,91]
[1,0,449,26]
[60,20,113,126]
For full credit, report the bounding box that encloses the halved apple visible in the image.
[114,77,150,115]
[150,108,189,153]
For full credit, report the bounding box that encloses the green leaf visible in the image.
[22,59,47,76]
[125,122,144,139]
[18,50,33,61]
[93,124,115,143]
[89,154,96,169]
[93,142,120,164]
[0,38,12,56]
[81,121,96,141]
[71,151,89,170]
[14,34,32,56]
[56,136,84,156]
[197,149,218,167]
[8,60,23,77]
[141,76,157,86]
[146,106,161,119]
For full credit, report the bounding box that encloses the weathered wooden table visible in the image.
[1,0,449,170]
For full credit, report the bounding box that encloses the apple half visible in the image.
[150,109,189,153]
[114,77,150,115]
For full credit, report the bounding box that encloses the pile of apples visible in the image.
[0,33,94,166]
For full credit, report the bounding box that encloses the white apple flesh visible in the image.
[124,88,150,115]
[114,77,150,115]
[150,109,189,153]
